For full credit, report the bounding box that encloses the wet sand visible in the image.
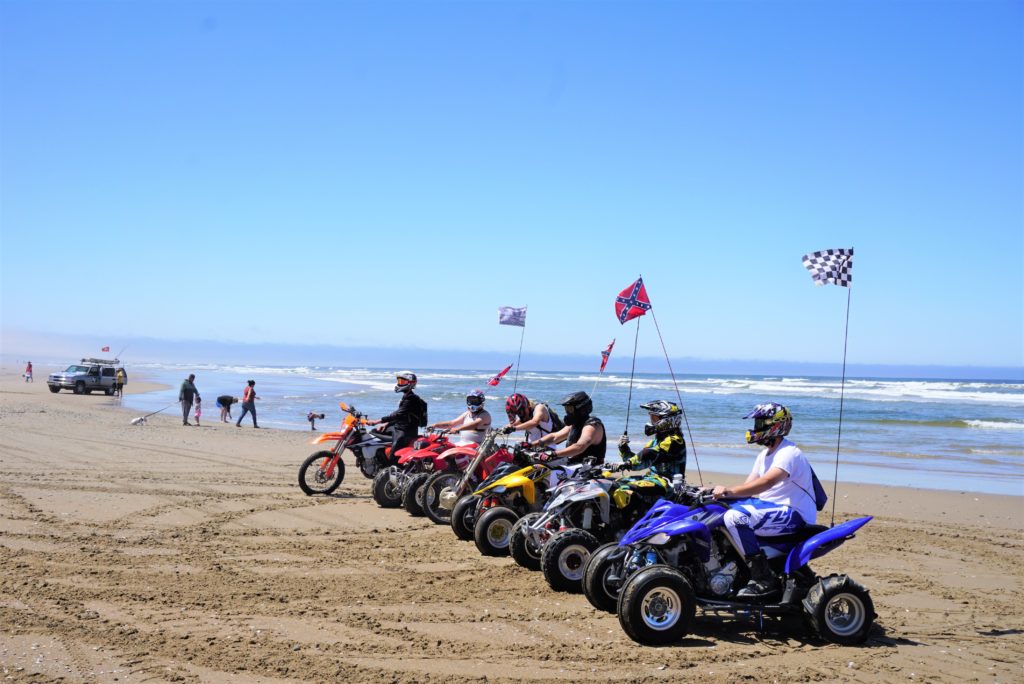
[1,373,1022,682]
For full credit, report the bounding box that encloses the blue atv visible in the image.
[583,491,875,646]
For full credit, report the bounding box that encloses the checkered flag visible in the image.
[802,248,854,287]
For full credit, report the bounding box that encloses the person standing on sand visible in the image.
[115,367,126,397]
[710,402,817,599]
[217,395,238,423]
[236,380,260,428]
[24,361,33,383]
[179,374,200,426]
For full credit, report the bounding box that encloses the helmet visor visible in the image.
[467,394,484,407]
[396,377,413,387]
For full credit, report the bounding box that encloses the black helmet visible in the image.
[394,371,417,393]
[640,400,682,436]
[560,391,593,426]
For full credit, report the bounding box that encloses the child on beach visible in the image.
[194,397,202,426]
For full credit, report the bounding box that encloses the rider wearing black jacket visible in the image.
[530,391,606,465]
[369,371,427,461]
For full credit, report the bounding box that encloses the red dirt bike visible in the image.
[419,430,520,525]
[297,402,395,495]
[371,427,465,512]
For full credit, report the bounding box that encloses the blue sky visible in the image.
[1,1,1021,370]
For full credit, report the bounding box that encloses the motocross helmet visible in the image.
[745,402,792,445]
[640,400,681,436]
[560,391,593,427]
[394,371,417,393]
[467,389,485,413]
[505,393,530,422]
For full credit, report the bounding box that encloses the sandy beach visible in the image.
[1,373,1021,683]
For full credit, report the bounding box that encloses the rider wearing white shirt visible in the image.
[711,403,816,599]
[430,390,491,446]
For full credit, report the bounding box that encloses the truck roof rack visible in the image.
[80,358,121,365]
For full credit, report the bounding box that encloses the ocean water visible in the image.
[120,364,1024,496]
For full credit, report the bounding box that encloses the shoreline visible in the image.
[54,366,1024,498]
[1,372,1022,681]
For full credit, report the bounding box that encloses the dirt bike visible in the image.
[509,465,672,592]
[420,430,517,526]
[370,428,461,512]
[583,490,876,646]
[297,402,393,495]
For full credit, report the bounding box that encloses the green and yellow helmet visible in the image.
[744,402,792,445]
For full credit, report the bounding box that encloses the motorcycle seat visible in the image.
[370,429,392,441]
[760,524,829,546]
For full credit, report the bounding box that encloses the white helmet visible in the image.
[395,371,417,393]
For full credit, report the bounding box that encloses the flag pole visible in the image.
[511,314,526,395]
[649,308,703,487]
[830,267,852,528]
[624,316,641,435]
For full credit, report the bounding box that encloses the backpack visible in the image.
[542,403,565,432]
[810,467,828,511]
[415,395,428,428]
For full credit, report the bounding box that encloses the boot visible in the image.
[737,552,780,599]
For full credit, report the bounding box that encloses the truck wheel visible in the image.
[48,385,60,393]
[618,565,696,646]
[803,575,875,645]
[74,381,86,395]
[105,388,114,396]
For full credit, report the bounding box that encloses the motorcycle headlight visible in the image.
[491,485,506,494]
[646,533,671,546]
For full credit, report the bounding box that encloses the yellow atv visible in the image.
[451,456,584,556]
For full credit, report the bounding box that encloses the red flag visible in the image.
[599,339,615,373]
[101,346,110,352]
[487,363,513,386]
[614,278,651,324]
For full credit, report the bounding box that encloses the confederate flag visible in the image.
[599,339,615,373]
[487,363,513,386]
[614,278,651,324]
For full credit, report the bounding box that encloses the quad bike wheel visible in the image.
[298,451,345,496]
[509,513,543,571]
[402,473,430,516]
[423,471,462,525]
[582,542,627,613]
[450,495,478,541]
[541,528,600,593]
[371,469,402,508]
[802,574,875,644]
[474,506,519,556]
[617,565,696,646]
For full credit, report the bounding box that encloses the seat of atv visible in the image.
[761,523,829,545]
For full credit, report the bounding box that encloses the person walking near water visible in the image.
[236,380,260,428]
[179,374,200,426]
[24,361,33,383]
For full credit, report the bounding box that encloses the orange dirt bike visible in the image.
[297,402,394,495]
